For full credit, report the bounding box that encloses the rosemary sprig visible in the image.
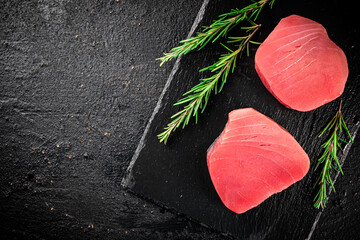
[158,24,261,144]
[157,0,275,66]
[313,100,353,209]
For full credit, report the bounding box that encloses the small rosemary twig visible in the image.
[157,0,275,66]
[313,100,353,209]
[157,24,261,144]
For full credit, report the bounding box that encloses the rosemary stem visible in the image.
[314,100,352,209]
[158,24,261,144]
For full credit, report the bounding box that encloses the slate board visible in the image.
[122,0,360,239]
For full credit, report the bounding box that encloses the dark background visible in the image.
[0,0,223,239]
[1,0,359,239]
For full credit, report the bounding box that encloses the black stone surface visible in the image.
[124,0,360,239]
[0,0,224,239]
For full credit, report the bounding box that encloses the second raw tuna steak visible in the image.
[207,108,310,214]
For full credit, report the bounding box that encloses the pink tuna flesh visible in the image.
[207,108,310,214]
[255,15,348,111]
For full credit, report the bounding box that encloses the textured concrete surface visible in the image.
[0,0,223,239]
[1,0,360,239]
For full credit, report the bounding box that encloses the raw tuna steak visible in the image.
[207,108,310,214]
[255,15,348,111]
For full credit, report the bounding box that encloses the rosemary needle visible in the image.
[313,100,353,209]
[157,24,261,144]
[157,0,275,66]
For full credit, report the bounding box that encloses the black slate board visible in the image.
[123,0,360,239]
